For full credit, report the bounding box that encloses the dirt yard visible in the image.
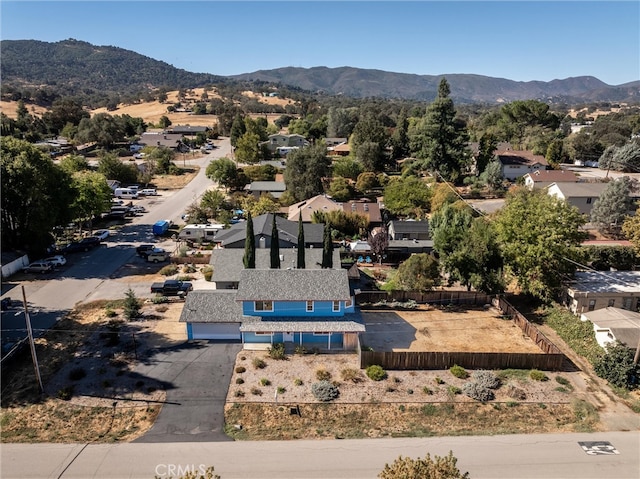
[0,301,186,443]
[361,306,543,353]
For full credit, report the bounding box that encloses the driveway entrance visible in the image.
[134,341,241,443]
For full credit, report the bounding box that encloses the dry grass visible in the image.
[0,301,186,443]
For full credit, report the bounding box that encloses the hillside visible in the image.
[1,39,638,106]
[231,66,640,104]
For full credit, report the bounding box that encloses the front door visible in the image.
[283,332,294,342]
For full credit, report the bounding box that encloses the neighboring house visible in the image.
[564,271,640,315]
[343,201,382,226]
[523,169,579,190]
[139,132,188,151]
[244,181,286,199]
[214,213,324,248]
[210,248,342,289]
[329,143,351,156]
[496,150,548,180]
[580,307,640,349]
[166,125,209,136]
[237,269,363,350]
[287,195,342,222]
[386,239,434,263]
[388,220,431,240]
[262,134,309,153]
[546,182,608,216]
[180,269,365,350]
[324,138,348,147]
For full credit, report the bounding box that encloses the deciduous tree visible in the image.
[494,188,587,300]
[395,253,441,292]
[382,176,432,217]
[284,143,330,202]
[622,208,640,254]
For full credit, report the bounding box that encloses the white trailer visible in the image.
[178,224,225,242]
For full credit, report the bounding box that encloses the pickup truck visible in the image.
[150,279,193,297]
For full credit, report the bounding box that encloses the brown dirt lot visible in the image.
[361,306,542,353]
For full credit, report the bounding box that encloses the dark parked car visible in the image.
[136,244,156,258]
[61,236,101,253]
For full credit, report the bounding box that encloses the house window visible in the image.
[607,299,615,307]
[588,299,596,311]
[586,198,592,204]
[345,298,353,308]
[332,301,340,312]
[306,301,314,312]
[622,298,632,310]
[254,301,273,312]
[255,332,271,335]
[313,332,330,336]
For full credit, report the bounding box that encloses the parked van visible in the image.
[114,187,139,199]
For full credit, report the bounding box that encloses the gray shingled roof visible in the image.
[179,290,243,323]
[568,271,640,294]
[240,312,365,332]
[247,181,286,192]
[547,182,607,198]
[236,269,351,301]
[210,248,341,283]
[388,220,431,234]
[214,213,324,247]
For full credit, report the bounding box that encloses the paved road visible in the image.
[1,431,638,479]
[1,139,230,353]
[133,342,242,443]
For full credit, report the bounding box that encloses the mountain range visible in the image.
[1,39,638,104]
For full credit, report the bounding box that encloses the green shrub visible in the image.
[152,295,168,304]
[235,366,246,373]
[104,308,117,318]
[555,375,573,390]
[366,365,387,381]
[340,368,363,383]
[421,404,437,416]
[435,377,445,384]
[202,266,213,282]
[293,378,303,386]
[449,364,468,379]
[530,369,548,381]
[268,343,286,360]
[159,265,179,276]
[69,367,86,381]
[250,387,263,396]
[311,380,340,402]
[123,288,141,321]
[182,264,197,274]
[422,386,433,395]
[235,378,244,385]
[57,386,74,400]
[277,386,286,394]
[260,378,271,386]
[234,390,245,398]
[316,368,332,381]
[462,382,494,402]
[252,357,266,369]
[447,385,462,396]
[294,345,307,355]
[593,341,640,390]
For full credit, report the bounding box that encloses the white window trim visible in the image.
[254,300,273,312]
[306,300,314,312]
[332,301,340,312]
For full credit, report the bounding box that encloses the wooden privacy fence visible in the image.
[357,292,565,371]
[360,351,564,371]
[356,290,493,306]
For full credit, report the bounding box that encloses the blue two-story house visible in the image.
[180,267,365,351]
[236,269,364,350]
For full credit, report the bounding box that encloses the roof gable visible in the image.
[496,150,548,167]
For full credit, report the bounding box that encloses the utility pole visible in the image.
[22,285,44,393]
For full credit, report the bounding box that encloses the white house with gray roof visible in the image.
[580,307,640,350]
[564,271,640,315]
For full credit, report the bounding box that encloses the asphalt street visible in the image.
[1,431,638,479]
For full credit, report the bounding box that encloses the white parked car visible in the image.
[133,152,145,159]
[92,229,110,241]
[139,188,158,196]
[43,255,67,267]
[130,205,147,214]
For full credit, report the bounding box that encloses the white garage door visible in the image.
[192,323,241,340]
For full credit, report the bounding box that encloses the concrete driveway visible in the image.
[134,341,241,443]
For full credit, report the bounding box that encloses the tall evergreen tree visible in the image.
[297,215,306,269]
[270,214,280,269]
[243,211,255,269]
[411,78,470,183]
[590,177,637,236]
[322,224,333,268]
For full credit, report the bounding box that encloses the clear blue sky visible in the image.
[2,1,639,85]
